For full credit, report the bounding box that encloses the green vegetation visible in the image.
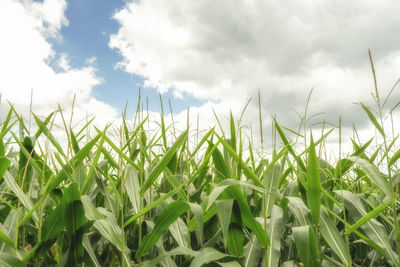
[1,55,400,266]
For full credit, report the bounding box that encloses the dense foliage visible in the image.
[0,59,399,266]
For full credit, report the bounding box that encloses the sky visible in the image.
[1,0,400,155]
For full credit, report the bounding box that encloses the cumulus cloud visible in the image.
[0,0,118,128]
[110,0,400,149]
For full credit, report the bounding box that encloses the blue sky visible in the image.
[51,0,204,116]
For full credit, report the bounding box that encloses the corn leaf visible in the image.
[361,103,385,137]
[136,201,190,257]
[307,134,321,226]
[140,131,187,195]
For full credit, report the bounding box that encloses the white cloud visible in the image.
[0,0,119,129]
[25,0,68,39]
[110,0,400,149]
[85,56,97,65]
[57,53,71,71]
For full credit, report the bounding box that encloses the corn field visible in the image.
[1,58,400,266]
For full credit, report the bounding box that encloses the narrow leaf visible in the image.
[136,201,190,257]
[216,199,234,247]
[140,131,187,194]
[361,103,385,137]
[307,133,321,226]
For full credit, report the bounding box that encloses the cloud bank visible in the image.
[110,0,400,148]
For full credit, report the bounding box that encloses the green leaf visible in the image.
[88,206,131,266]
[11,132,53,183]
[336,190,398,266]
[0,157,10,181]
[334,138,373,178]
[189,127,215,158]
[41,204,64,242]
[82,234,101,267]
[160,113,167,149]
[244,234,262,267]
[266,205,284,267]
[323,205,385,261]
[230,111,236,152]
[188,205,217,232]
[136,201,190,257]
[121,114,147,147]
[0,209,19,252]
[307,133,321,226]
[361,103,385,137]
[190,140,220,185]
[72,163,86,190]
[81,125,107,194]
[50,133,101,193]
[206,185,230,211]
[263,165,281,218]
[211,144,231,179]
[32,113,66,158]
[140,247,198,267]
[140,131,187,194]
[319,209,350,266]
[188,202,204,244]
[347,200,393,234]
[81,195,107,221]
[18,133,101,227]
[124,185,183,227]
[389,148,400,166]
[286,197,311,226]
[215,134,263,187]
[100,132,139,171]
[347,156,391,196]
[216,199,234,247]
[63,183,85,235]
[190,247,228,267]
[292,225,320,267]
[32,112,55,139]
[69,128,80,154]
[226,224,244,257]
[223,186,269,246]
[0,224,15,249]
[124,166,141,214]
[3,171,38,224]
[273,119,306,172]
[169,218,188,248]
[62,183,86,265]
[0,109,14,138]
[92,212,124,251]
[0,252,26,267]
[292,226,310,266]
